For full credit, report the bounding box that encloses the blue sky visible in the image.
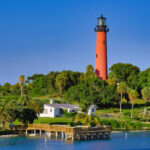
[0,0,150,84]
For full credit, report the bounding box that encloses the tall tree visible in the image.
[141,87,150,118]
[63,78,119,108]
[19,75,25,96]
[0,101,17,130]
[46,71,59,94]
[16,95,38,124]
[55,72,68,96]
[84,65,97,80]
[139,68,150,89]
[128,89,139,119]
[10,83,20,96]
[3,82,11,91]
[117,82,128,114]
[109,63,140,90]
[0,106,10,130]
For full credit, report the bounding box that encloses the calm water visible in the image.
[0,132,150,150]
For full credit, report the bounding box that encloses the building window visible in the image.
[50,109,52,112]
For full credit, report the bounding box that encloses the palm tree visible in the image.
[84,65,96,80]
[141,87,150,118]
[19,75,25,97]
[117,82,128,114]
[128,89,139,119]
[73,113,100,127]
[83,114,100,126]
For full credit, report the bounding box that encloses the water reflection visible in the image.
[0,132,150,150]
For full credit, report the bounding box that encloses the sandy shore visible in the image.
[0,134,19,138]
[112,130,150,133]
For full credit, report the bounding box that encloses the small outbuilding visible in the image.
[88,105,97,115]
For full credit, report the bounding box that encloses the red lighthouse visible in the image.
[95,14,109,80]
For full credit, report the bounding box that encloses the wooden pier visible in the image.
[14,124,111,141]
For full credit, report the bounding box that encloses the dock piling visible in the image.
[14,124,111,141]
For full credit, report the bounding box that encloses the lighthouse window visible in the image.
[103,41,106,45]
[96,54,98,58]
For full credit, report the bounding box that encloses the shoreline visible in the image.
[0,134,19,138]
[0,130,150,137]
[112,130,150,133]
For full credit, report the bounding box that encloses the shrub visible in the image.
[123,110,131,116]
[0,130,14,135]
[99,118,143,130]
[63,112,77,118]
[90,122,96,127]
[68,122,75,126]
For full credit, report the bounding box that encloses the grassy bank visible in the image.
[12,106,150,131]
[96,107,150,131]
[13,117,72,125]
[13,116,150,131]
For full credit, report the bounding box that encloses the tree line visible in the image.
[0,63,150,128]
[0,63,150,114]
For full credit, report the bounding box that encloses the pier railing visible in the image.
[14,124,110,133]
[14,124,111,141]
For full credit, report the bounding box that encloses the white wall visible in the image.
[88,106,96,115]
[39,104,80,118]
[39,105,57,118]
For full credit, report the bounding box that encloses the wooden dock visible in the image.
[14,124,111,141]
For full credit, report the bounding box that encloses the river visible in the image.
[0,131,150,150]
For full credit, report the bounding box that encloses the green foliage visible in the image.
[63,112,77,118]
[128,89,139,118]
[84,65,97,80]
[2,83,11,92]
[117,82,128,95]
[117,82,128,113]
[123,110,131,116]
[18,75,25,96]
[11,83,20,96]
[33,117,72,125]
[73,113,100,127]
[64,78,121,111]
[55,71,81,96]
[27,74,45,81]
[109,63,140,90]
[0,63,149,102]
[141,87,150,102]
[55,72,69,95]
[100,85,120,106]
[107,72,117,85]
[129,90,139,104]
[0,95,41,127]
[122,97,127,104]
[99,118,143,130]
[0,63,150,129]
[138,68,150,89]
[17,108,37,124]
[63,78,113,109]
[0,130,14,135]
